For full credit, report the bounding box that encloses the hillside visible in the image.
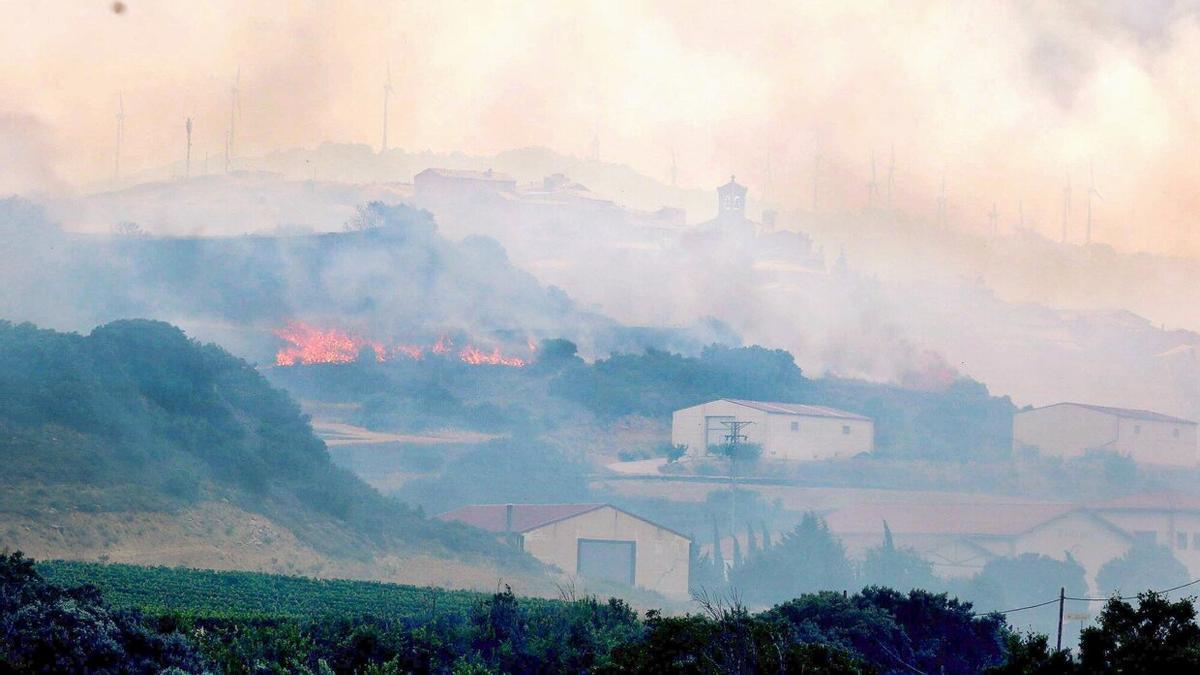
[0,318,542,588]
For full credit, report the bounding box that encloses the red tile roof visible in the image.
[437,503,692,540]
[1092,492,1200,512]
[437,503,604,533]
[722,399,871,421]
[824,502,1078,537]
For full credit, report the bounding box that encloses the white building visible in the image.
[437,503,692,599]
[671,398,874,462]
[1013,402,1198,465]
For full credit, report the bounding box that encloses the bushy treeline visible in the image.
[9,551,1200,674]
[0,319,524,565]
[15,551,1200,674]
[694,513,1193,643]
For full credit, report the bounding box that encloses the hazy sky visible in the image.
[3,1,1200,255]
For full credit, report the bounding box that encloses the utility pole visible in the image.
[184,117,193,179]
[1057,586,1066,652]
[719,420,754,544]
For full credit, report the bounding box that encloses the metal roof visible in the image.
[721,399,871,421]
[1027,402,1196,425]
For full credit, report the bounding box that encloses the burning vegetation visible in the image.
[273,321,529,367]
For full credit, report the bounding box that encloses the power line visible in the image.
[979,576,1200,617]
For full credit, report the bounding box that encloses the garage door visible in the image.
[577,539,635,585]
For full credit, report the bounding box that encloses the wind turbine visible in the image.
[866,149,880,209]
[226,68,240,173]
[114,93,125,182]
[1086,164,1102,246]
[380,62,393,154]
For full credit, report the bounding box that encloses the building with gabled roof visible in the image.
[414,167,517,198]
[1013,402,1198,465]
[437,503,692,599]
[671,398,873,462]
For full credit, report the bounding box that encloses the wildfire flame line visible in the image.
[273,322,529,368]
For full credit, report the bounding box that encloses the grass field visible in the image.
[37,559,545,620]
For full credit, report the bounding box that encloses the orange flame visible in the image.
[459,345,527,367]
[274,322,386,366]
[274,322,527,368]
[432,334,454,354]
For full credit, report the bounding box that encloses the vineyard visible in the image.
[37,560,552,619]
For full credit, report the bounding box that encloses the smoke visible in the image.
[0,114,67,196]
[4,1,1200,254]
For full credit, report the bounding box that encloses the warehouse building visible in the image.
[437,503,692,599]
[1013,402,1197,465]
[671,398,874,461]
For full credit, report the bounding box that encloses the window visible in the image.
[1178,533,1188,550]
[1134,425,1142,434]
[842,425,851,435]
[790,421,799,432]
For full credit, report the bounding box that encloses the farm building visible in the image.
[826,491,1200,592]
[1013,402,1198,465]
[671,399,873,461]
[437,503,692,599]
[413,168,517,198]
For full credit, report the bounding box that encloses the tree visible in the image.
[1078,592,1200,672]
[0,551,205,673]
[967,553,1087,641]
[731,512,852,605]
[1096,544,1190,597]
[859,521,938,592]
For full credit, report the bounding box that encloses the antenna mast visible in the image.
[812,151,822,213]
[866,149,879,209]
[381,62,393,154]
[114,94,125,182]
[184,117,193,179]
[1086,163,1101,246]
[227,68,240,173]
[886,143,895,210]
[936,171,947,229]
[1062,174,1072,243]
